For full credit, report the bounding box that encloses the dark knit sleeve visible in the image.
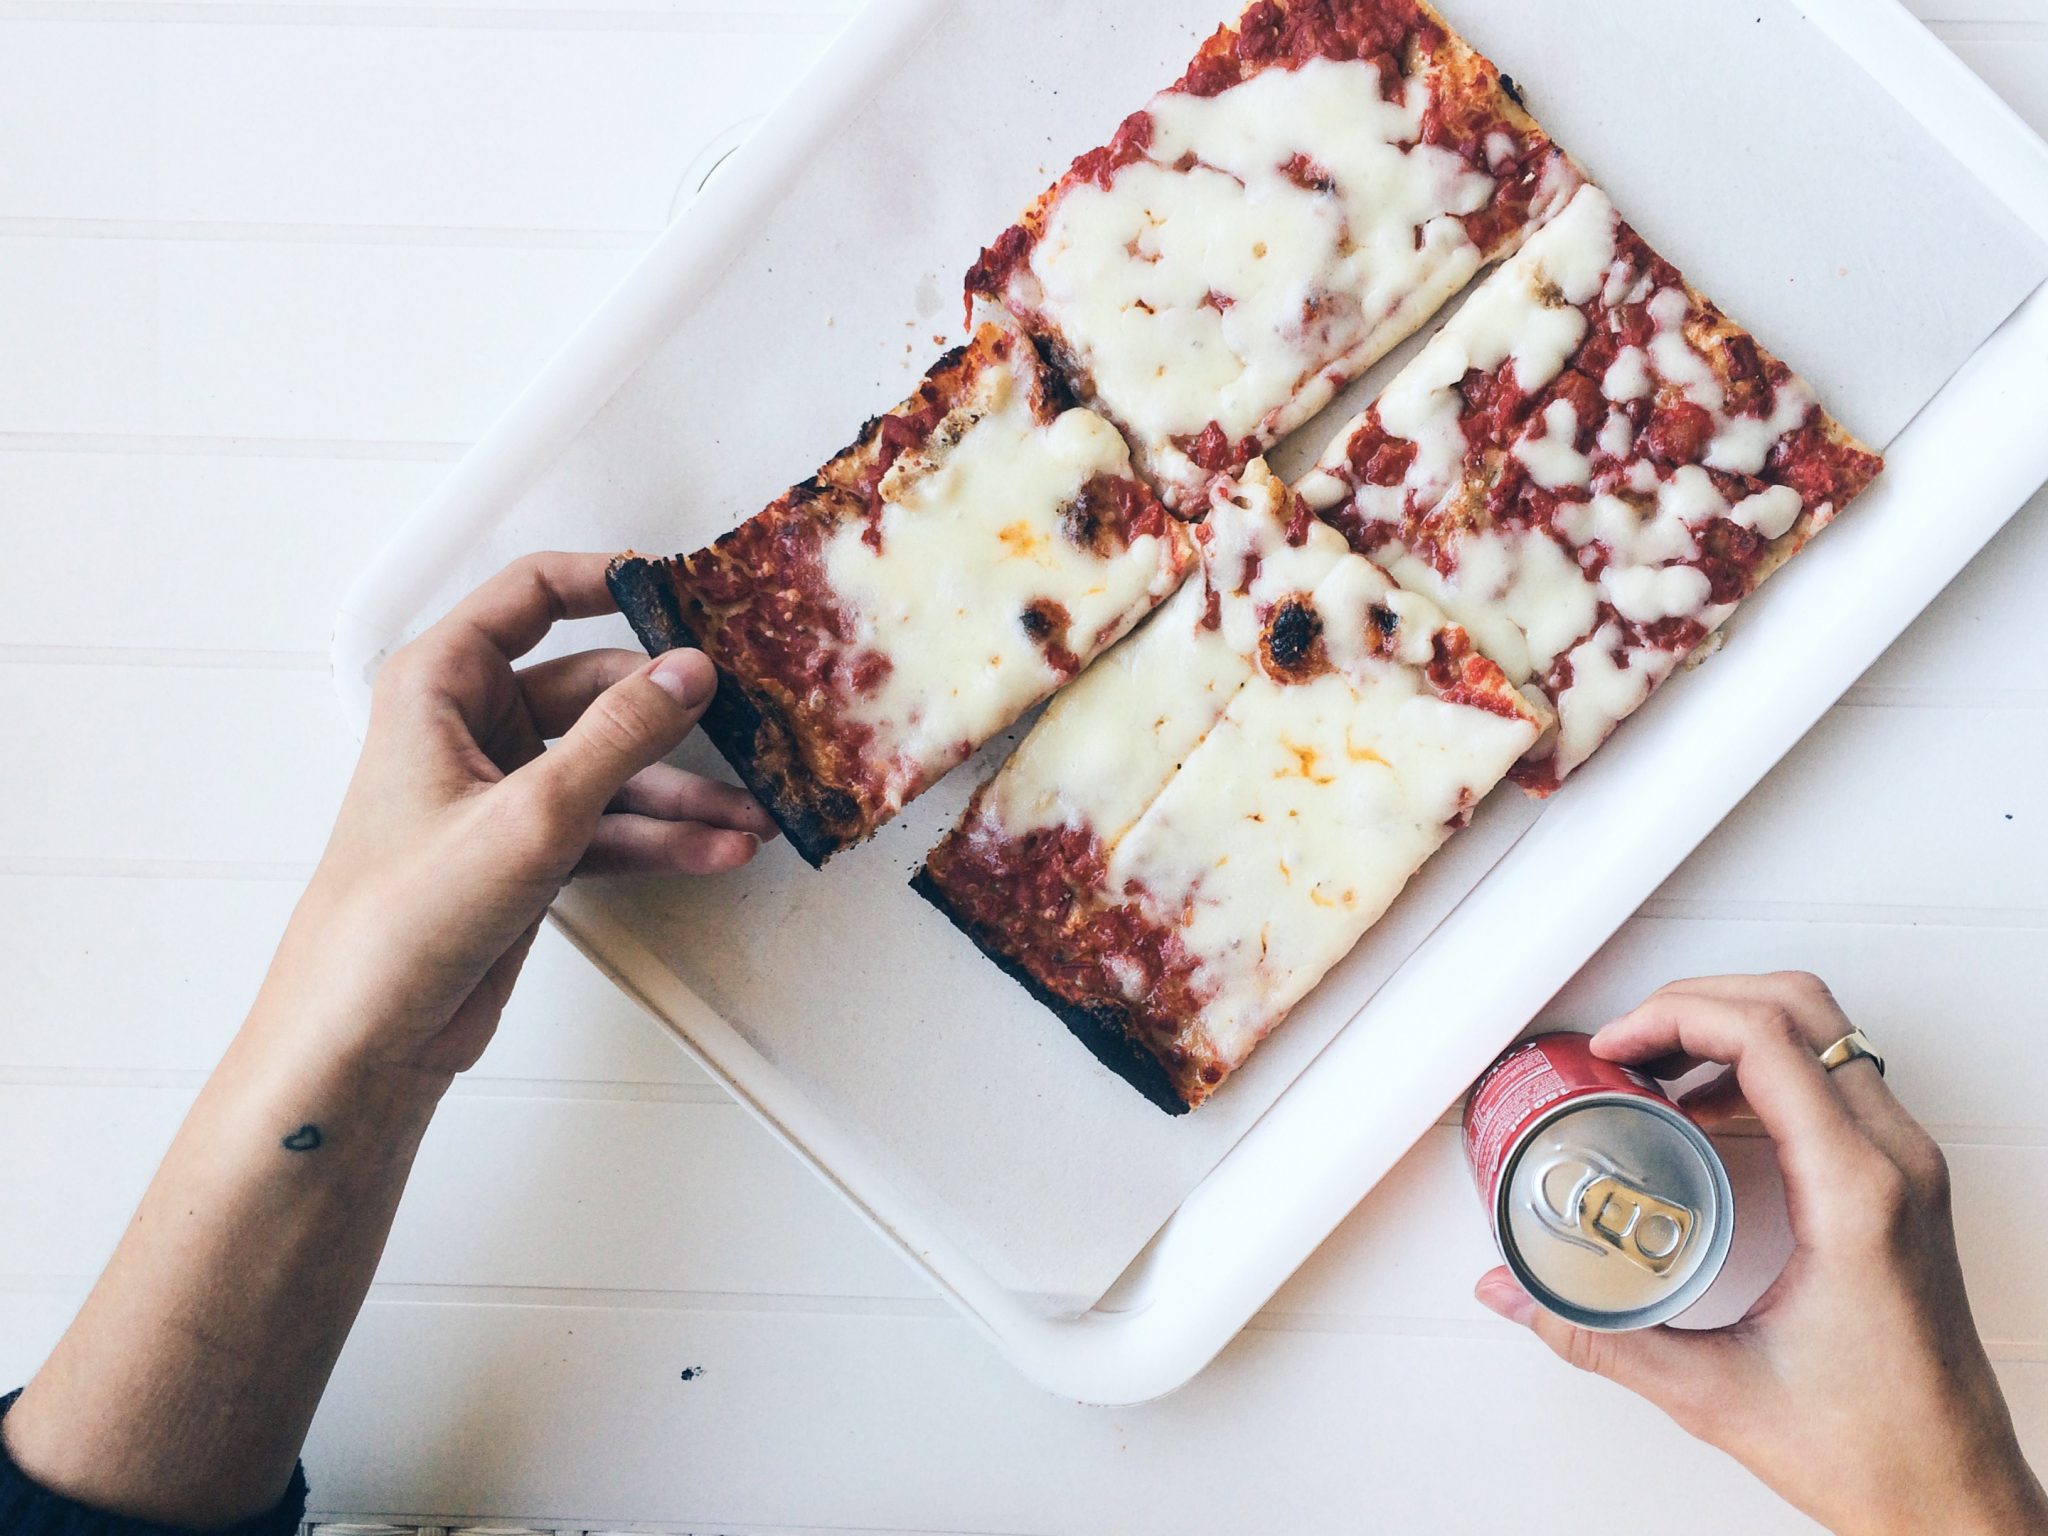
[0,1391,309,1536]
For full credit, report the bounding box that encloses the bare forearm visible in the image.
[3,559,760,1525]
[3,1013,441,1526]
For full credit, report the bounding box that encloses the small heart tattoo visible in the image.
[281,1124,323,1153]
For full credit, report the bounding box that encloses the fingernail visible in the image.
[646,650,715,710]
[1475,1275,1537,1327]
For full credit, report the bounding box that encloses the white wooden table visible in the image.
[3,3,2044,1530]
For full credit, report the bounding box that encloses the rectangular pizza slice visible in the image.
[1297,183,1884,793]
[915,461,1548,1111]
[965,0,1582,510]
[609,322,1191,866]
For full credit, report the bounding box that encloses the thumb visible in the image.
[517,648,717,827]
[1475,1267,1748,1431]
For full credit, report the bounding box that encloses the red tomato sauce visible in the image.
[1317,209,1883,662]
[922,809,1219,1076]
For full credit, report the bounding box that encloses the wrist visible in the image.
[1848,1439,2048,1536]
[224,986,451,1161]
[1948,1460,2048,1536]
[238,878,463,1109]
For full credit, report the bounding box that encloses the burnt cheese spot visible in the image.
[1019,601,1058,641]
[1262,597,1329,681]
[1269,600,1320,665]
[1021,598,1082,676]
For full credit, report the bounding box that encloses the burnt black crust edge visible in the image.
[908,865,1190,1116]
[690,675,848,870]
[606,552,695,653]
[606,554,850,870]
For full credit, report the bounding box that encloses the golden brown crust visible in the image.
[1676,275,1883,595]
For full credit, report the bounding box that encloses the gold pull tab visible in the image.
[1577,1175,1694,1276]
[1530,1152,1698,1276]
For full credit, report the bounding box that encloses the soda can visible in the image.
[1465,1031,1734,1331]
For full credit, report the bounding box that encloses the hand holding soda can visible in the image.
[1465,1031,1733,1331]
[1466,975,2048,1536]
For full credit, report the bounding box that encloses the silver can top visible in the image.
[1500,1094,1733,1330]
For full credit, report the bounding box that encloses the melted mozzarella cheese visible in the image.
[1548,624,1681,778]
[1512,398,1592,490]
[1706,374,1817,476]
[822,359,1183,804]
[1730,484,1804,540]
[979,460,1340,844]
[1377,528,1599,685]
[1028,55,1554,502]
[1108,575,1539,1066]
[1299,182,1842,787]
[1600,562,1713,625]
[1602,345,1651,401]
[1555,492,1698,568]
[1635,281,1819,478]
[963,458,1542,1074]
[1659,463,1728,526]
[1316,558,1439,673]
[1201,460,1354,655]
[1596,408,1634,460]
[982,575,1248,845]
[1317,184,1622,515]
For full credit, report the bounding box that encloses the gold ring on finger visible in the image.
[1818,1029,1885,1078]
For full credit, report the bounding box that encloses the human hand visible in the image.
[0,553,782,1525]
[1475,973,2048,1536]
[256,552,777,1092]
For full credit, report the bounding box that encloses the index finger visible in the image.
[1593,988,1876,1230]
[430,552,623,663]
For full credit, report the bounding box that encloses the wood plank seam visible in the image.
[0,2,850,30]
[1637,897,2048,927]
[0,645,330,670]
[1928,18,2048,41]
[0,218,655,250]
[0,432,468,461]
[5,1277,2044,1360]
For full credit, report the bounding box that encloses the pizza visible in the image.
[608,0,1888,1113]
[609,322,1191,865]
[1297,184,1884,792]
[965,0,1582,510]
[915,462,1549,1110]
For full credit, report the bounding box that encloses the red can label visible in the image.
[1464,1032,1667,1217]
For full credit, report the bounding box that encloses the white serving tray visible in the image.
[337,0,2048,1403]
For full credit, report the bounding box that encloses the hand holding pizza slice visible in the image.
[611,323,1190,864]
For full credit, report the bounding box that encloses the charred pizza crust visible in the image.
[909,863,1192,1114]
[608,553,865,866]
